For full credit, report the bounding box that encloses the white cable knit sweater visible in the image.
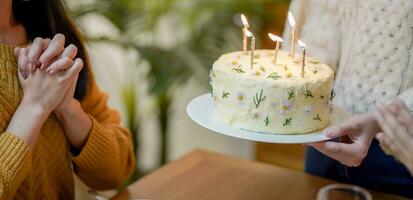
[283,0,413,115]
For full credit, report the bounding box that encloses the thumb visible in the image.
[65,58,83,79]
[324,119,361,138]
[68,74,79,96]
[375,132,384,142]
[323,126,347,138]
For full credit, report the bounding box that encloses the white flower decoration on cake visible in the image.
[236,92,247,105]
[233,53,240,59]
[280,100,293,115]
[304,105,313,115]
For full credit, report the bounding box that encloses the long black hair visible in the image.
[12,0,90,101]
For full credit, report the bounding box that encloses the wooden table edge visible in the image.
[112,149,408,200]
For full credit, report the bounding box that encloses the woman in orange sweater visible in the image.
[0,0,135,199]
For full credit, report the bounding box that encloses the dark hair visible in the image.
[12,0,90,101]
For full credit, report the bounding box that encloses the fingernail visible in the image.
[324,127,334,137]
[36,61,41,68]
[23,71,28,79]
[40,61,45,69]
[27,63,33,72]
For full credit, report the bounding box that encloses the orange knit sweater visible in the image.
[0,43,135,199]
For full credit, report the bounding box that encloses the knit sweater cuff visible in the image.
[71,116,114,171]
[0,132,31,179]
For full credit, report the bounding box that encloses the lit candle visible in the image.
[288,12,297,59]
[241,14,250,52]
[268,33,284,65]
[245,29,255,69]
[298,39,306,78]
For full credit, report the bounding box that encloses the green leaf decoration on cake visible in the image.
[231,65,245,73]
[222,91,229,98]
[283,117,292,126]
[330,90,336,101]
[264,116,270,126]
[253,89,267,108]
[313,114,322,121]
[282,64,288,71]
[288,90,295,100]
[267,72,282,80]
[304,90,314,99]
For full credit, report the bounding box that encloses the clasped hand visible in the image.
[14,34,83,115]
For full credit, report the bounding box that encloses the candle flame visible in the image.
[268,33,284,42]
[245,29,254,38]
[298,39,306,49]
[288,12,296,27]
[241,14,249,27]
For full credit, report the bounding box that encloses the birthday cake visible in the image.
[210,49,335,134]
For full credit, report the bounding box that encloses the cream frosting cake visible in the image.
[210,49,335,134]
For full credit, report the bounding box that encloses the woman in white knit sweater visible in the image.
[283,0,413,197]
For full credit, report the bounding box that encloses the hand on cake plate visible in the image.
[374,99,413,174]
[308,113,380,167]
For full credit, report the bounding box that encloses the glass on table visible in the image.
[317,184,372,200]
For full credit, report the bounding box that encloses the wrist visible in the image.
[55,99,81,119]
[19,99,52,118]
[7,99,51,148]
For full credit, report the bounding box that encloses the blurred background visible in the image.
[65,0,304,198]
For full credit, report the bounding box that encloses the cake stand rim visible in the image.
[186,93,349,144]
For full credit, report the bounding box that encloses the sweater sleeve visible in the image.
[400,89,413,113]
[0,132,31,200]
[282,0,342,71]
[70,76,135,190]
[399,49,413,112]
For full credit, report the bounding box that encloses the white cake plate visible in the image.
[186,93,350,144]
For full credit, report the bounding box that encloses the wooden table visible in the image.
[112,150,407,200]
